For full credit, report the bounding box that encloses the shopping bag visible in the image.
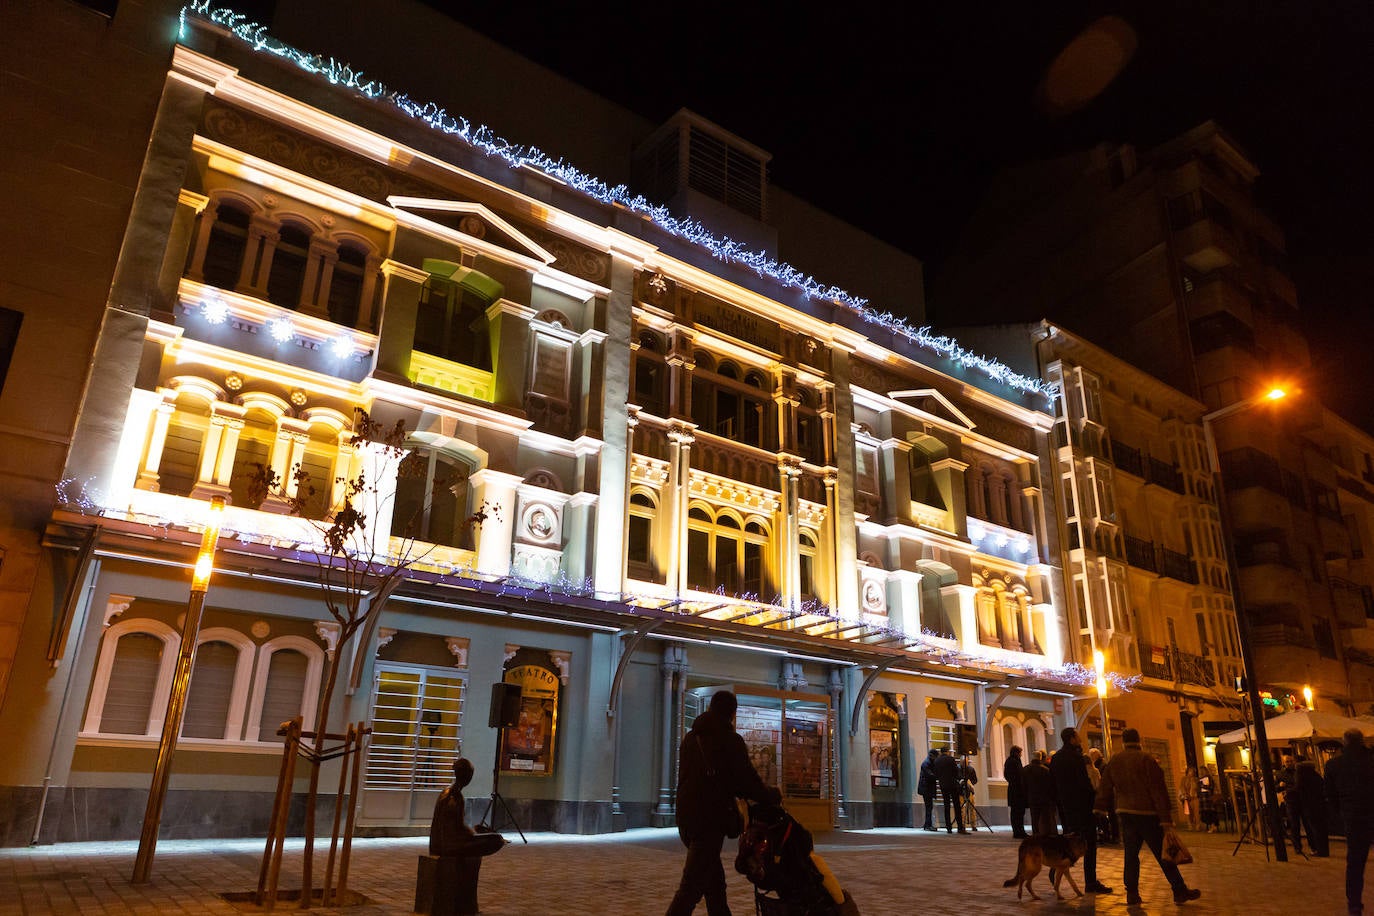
[1161,826,1194,865]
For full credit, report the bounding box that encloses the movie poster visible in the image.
[870,729,897,787]
[499,662,560,776]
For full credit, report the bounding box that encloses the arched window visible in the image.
[415,276,493,370]
[83,618,180,738]
[266,223,311,309]
[910,448,945,508]
[685,505,771,595]
[627,491,659,581]
[393,448,474,549]
[228,404,281,510]
[798,530,818,600]
[1025,719,1046,757]
[201,201,250,291]
[690,355,773,448]
[158,392,212,497]
[247,635,326,742]
[327,242,368,328]
[182,628,254,740]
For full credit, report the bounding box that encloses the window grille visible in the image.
[364,666,467,794]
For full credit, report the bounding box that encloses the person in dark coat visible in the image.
[1295,757,1329,857]
[1049,727,1111,894]
[1004,745,1028,838]
[933,748,967,834]
[1325,728,1374,916]
[1024,749,1057,837]
[666,690,779,916]
[918,749,940,831]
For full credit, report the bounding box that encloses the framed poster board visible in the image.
[499,661,560,776]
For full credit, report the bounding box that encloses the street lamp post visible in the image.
[1202,389,1288,862]
[1094,649,1111,757]
[133,496,226,883]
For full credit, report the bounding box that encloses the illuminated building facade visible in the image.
[0,2,1098,844]
[937,124,1374,717]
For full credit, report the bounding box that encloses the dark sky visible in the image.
[439,1,1374,430]
[262,1,1374,429]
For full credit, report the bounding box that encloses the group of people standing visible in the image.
[917,747,978,834]
[1002,726,1202,905]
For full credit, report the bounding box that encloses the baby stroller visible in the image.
[734,802,859,916]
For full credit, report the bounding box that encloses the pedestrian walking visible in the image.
[918,749,940,831]
[666,690,779,916]
[1324,727,1374,916]
[1094,727,1202,906]
[933,748,967,834]
[1024,749,1057,837]
[1049,726,1112,894]
[1004,745,1028,838]
[1179,765,1201,831]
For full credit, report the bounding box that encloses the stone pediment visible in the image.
[388,196,555,265]
[888,388,976,431]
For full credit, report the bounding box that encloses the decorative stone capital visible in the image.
[376,627,397,653]
[103,594,135,628]
[314,621,341,657]
[550,650,572,683]
[445,636,470,668]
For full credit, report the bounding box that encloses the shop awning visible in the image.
[1215,709,1374,745]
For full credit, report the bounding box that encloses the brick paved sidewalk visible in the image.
[0,827,1355,915]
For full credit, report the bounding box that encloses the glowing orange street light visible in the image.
[1302,684,1314,710]
[1264,387,1288,402]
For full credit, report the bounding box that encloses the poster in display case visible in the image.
[499,653,561,776]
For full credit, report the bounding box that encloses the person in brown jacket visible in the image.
[1094,728,1202,906]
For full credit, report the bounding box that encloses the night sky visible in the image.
[245,2,1374,430]
[439,2,1374,431]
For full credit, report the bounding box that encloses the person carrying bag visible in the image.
[1095,727,1202,906]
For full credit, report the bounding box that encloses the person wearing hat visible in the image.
[1094,727,1202,906]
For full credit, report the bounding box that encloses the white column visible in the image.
[136,394,177,491]
[471,468,522,577]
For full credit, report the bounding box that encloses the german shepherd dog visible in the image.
[1003,834,1088,901]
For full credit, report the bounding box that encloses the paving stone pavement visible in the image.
[0,826,1356,915]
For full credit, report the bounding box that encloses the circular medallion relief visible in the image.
[862,580,885,613]
[525,506,555,541]
[251,620,271,639]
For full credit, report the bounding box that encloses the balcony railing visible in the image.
[1139,646,1216,687]
[1111,440,1144,477]
[1159,547,1199,584]
[1146,457,1184,493]
[1124,535,1158,572]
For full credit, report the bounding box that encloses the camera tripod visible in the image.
[478,726,528,843]
[958,754,993,833]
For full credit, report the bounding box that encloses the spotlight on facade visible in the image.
[268,317,295,343]
[1302,684,1313,710]
[201,294,230,325]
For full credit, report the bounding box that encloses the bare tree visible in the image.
[250,408,490,905]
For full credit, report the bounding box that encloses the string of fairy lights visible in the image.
[179,1,1055,403]
[54,4,1125,691]
[58,477,1136,692]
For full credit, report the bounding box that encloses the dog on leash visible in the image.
[1002,834,1088,901]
